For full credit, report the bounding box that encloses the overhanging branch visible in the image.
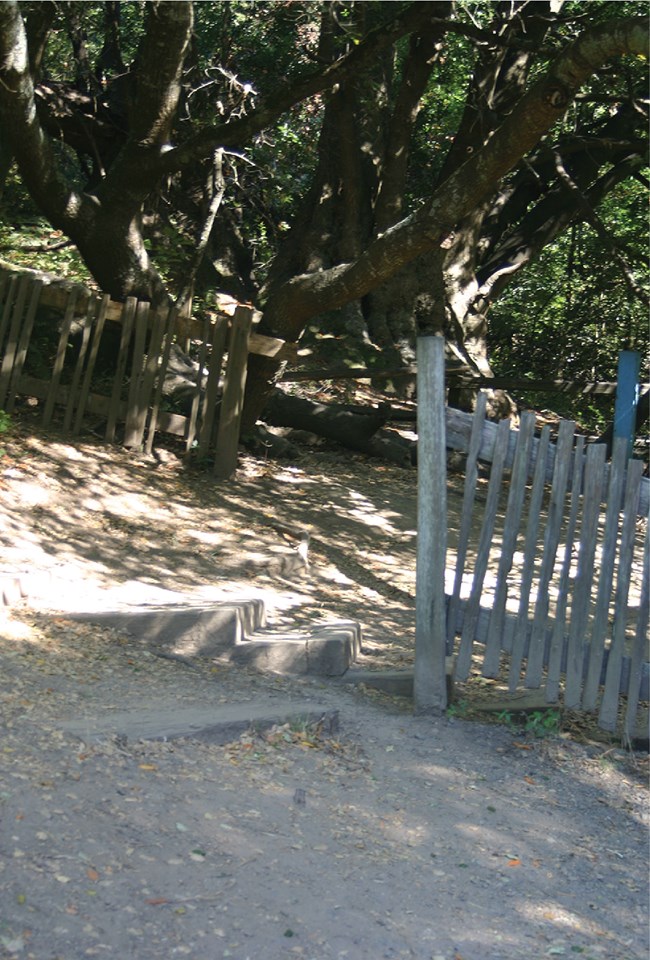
[553,150,650,306]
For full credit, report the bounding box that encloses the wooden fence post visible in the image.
[43,288,77,428]
[214,305,253,480]
[414,333,448,715]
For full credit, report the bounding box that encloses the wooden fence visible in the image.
[416,336,649,742]
[0,266,291,479]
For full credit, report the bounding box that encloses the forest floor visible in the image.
[0,411,648,960]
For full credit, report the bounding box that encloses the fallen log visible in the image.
[263,391,415,465]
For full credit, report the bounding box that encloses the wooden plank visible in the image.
[623,524,649,743]
[598,458,644,731]
[581,438,629,710]
[563,443,607,709]
[130,306,168,450]
[185,316,211,454]
[249,331,296,360]
[6,278,43,413]
[213,305,253,480]
[446,391,487,647]
[444,406,648,519]
[0,274,18,355]
[524,419,576,687]
[198,315,229,457]
[63,297,95,431]
[545,435,586,702]
[123,301,150,447]
[507,426,551,692]
[414,335,448,715]
[42,288,77,427]
[456,417,512,681]
[144,307,177,455]
[0,270,9,327]
[444,590,649,701]
[280,365,636,395]
[106,297,137,442]
[483,411,536,676]
[73,294,110,434]
[0,275,31,409]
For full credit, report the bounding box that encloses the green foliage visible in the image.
[524,710,562,738]
[494,707,562,737]
[0,408,11,458]
[489,176,649,431]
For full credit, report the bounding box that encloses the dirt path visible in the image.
[0,422,648,960]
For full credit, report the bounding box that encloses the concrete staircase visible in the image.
[2,570,362,677]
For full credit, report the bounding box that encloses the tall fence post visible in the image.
[414,333,448,715]
[214,305,253,480]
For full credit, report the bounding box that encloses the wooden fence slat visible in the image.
[185,316,211,453]
[598,458,644,731]
[213,305,253,480]
[197,316,229,457]
[456,417,512,681]
[414,335,448,715]
[446,391,487,648]
[581,438,629,710]
[0,275,31,409]
[0,270,10,325]
[144,306,177,455]
[524,419,576,687]
[0,274,17,357]
[42,288,77,428]
[507,425,551,692]
[63,297,95,432]
[106,297,137,442]
[123,301,150,447]
[445,406,648,520]
[483,411,536,676]
[6,278,43,413]
[130,306,168,450]
[623,524,649,743]
[73,294,110,434]
[563,443,607,708]
[545,435,586,702]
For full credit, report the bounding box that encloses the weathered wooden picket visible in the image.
[416,335,649,741]
[0,266,280,478]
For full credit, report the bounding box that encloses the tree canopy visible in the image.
[0,1,647,426]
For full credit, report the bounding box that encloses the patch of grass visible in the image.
[0,408,11,457]
[524,708,562,738]
[446,699,469,719]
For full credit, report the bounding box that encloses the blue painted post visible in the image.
[613,350,640,458]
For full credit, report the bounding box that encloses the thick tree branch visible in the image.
[175,148,225,312]
[0,0,95,235]
[128,1,193,144]
[261,15,649,334]
[154,2,448,177]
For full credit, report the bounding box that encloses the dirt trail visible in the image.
[0,422,648,960]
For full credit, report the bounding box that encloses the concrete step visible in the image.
[59,700,340,745]
[12,577,362,677]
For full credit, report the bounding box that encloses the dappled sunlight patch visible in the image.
[0,610,35,642]
[7,478,53,508]
[520,900,611,938]
[185,528,223,546]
